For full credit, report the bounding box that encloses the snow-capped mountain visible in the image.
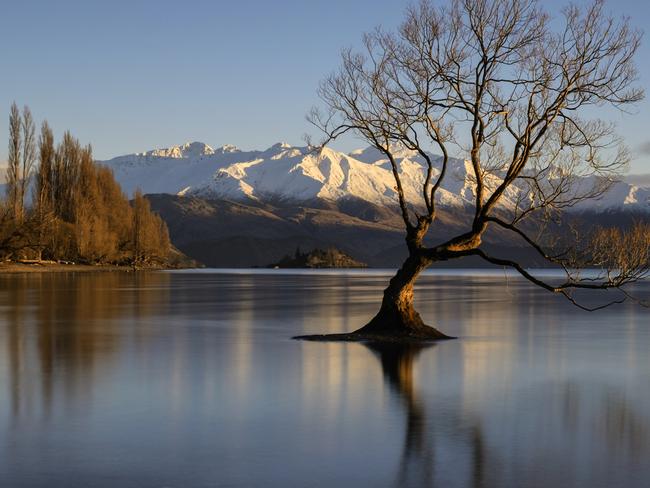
[101,141,650,212]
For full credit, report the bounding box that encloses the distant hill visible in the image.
[145,194,627,269]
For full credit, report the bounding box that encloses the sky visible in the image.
[1,0,650,173]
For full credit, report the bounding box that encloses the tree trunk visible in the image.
[355,253,452,339]
[293,250,453,342]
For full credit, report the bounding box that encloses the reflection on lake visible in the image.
[0,270,648,487]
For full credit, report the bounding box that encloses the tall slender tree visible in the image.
[18,106,36,223]
[35,121,55,259]
[6,103,21,221]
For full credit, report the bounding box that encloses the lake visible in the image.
[0,269,648,487]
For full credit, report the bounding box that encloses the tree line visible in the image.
[2,103,171,267]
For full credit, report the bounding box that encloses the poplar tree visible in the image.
[6,103,21,221]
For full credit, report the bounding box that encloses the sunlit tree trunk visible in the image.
[357,250,451,339]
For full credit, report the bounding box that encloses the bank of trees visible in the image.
[2,103,171,266]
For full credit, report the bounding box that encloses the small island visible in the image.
[270,247,366,269]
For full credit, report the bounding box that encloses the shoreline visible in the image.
[0,262,182,274]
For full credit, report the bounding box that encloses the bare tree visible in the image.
[306,0,649,340]
[35,121,55,260]
[19,106,36,222]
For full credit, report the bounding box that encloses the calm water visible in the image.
[0,269,648,488]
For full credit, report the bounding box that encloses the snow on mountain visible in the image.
[604,181,650,208]
[145,141,216,159]
[100,141,650,212]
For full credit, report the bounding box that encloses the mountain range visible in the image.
[103,141,650,212]
[99,141,650,267]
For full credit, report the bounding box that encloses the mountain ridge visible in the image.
[101,141,650,212]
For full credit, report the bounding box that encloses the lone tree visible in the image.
[303,0,649,341]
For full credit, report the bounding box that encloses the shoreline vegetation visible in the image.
[2,104,177,268]
[0,252,200,274]
[0,261,165,273]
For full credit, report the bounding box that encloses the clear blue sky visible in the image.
[1,0,649,173]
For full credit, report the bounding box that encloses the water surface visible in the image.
[0,269,648,487]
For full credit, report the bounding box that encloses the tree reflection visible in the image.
[363,341,492,488]
[364,342,436,487]
[0,272,169,421]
